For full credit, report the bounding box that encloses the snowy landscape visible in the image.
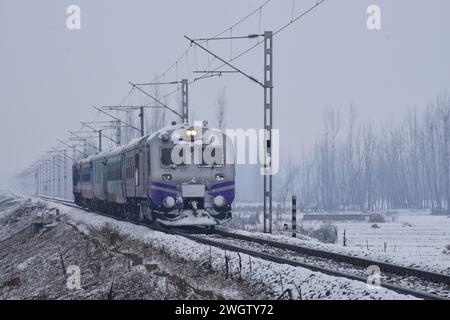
[1,0,450,307]
[230,207,450,274]
[0,191,424,300]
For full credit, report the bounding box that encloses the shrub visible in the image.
[96,222,123,246]
[443,245,450,255]
[369,214,385,223]
[299,223,338,244]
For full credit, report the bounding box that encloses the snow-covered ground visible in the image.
[2,192,434,299]
[59,207,419,299]
[333,212,450,270]
[229,208,450,275]
[0,193,267,300]
[31,198,421,299]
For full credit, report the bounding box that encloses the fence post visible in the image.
[292,195,297,238]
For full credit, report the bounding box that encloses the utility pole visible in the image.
[97,106,148,138]
[185,32,274,233]
[42,162,45,196]
[131,80,188,125]
[69,131,101,155]
[51,156,55,197]
[181,79,189,123]
[44,160,47,196]
[98,129,103,152]
[72,146,76,162]
[78,120,122,147]
[94,106,149,142]
[38,163,42,196]
[34,165,39,196]
[48,158,51,196]
[48,148,76,199]
[116,120,121,146]
[139,107,144,137]
[57,154,61,197]
[128,82,183,125]
[263,31,273,234]
[63,150,68,199]
[80,122,118,152]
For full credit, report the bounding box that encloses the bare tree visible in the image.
[437,93,450,213]
[147,81,166,134]
[274,153,300,210]
[215,88,227,129]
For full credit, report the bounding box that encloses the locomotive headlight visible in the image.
[162,174,172,181]
[162,196,176,208]
[186,128,197,137]
[214,195,226,207]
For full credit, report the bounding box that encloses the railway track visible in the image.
[212,229,450,285]
[39,196,449,300]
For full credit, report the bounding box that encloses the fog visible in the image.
[1,0,450,189]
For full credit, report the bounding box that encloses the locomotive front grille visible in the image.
[181,184,205,198]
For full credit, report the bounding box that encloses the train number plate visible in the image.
[182,184,205,197]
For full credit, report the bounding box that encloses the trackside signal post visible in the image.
[292,195,297,238]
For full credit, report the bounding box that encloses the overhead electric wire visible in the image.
[200,0,329,77]
[21,0,329,175]
[151,0,274,86]
[274,0,327,36]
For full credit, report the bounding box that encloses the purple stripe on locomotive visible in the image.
[149,180,235,205]
[150,189,177,206]
[208,188,235,204]
[151,181,178,190]
[207,181,235,190]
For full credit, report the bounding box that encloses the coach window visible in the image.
[135,154,140,186]
[147,148,151,175]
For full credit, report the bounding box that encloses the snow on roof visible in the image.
[75,122,194,165]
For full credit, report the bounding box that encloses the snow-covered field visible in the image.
[332,212,450,268]
[229,208,450,275]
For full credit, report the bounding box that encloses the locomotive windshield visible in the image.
[160,145,224,167]
[161,147,184,166]
[199,145,224,167]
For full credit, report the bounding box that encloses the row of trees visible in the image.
[276,94,450,214]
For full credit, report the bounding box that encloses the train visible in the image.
[72,122,235,227]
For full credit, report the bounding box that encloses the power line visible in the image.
[274,0,327,36]
[18,0,329,185]
[209,0,274,39]
[185,35,264,88]
[128,82,182,118]
[132,0,275,105]
[152,0,274,84]
[201,0,329,75]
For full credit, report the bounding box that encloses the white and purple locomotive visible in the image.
[72,123,235,227]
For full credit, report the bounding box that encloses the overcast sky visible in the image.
[1,0,450,188]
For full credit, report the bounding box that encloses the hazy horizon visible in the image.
[1,0,450,188]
